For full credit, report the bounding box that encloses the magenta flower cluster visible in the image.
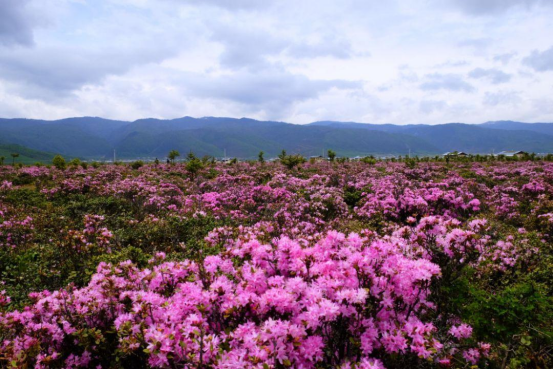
[0,160,551,368]
[1,229,491,368]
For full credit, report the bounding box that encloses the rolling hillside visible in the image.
[309,121,553,154]
[1,117,552,159]
[0,143,56,164]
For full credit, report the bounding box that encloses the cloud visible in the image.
[0,43,180,98]
[1,0,553,124]
[447,0,552,15]
[210,24,355,72]
[420,73,475,92]
[493,52,517,65]
[435,60,470,68]
[523,46,553,72]
[286,35,354,59]
[211,25,287,71]
[419,100,447,114]
[468,68,512,84]
[179,68,362,117]
[483,91,521,106]
[457,38,493,53]
[0,0,35,46]
[172,0,270,11]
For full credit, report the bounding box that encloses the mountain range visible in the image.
[1,117,553,160]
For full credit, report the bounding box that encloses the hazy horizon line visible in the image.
[1,116,551,126]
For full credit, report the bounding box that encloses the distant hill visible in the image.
[0,143,55,164]
[1,117,552,159]
[309,121,553,154]
[480,121,553,137]
[0,118,114,158]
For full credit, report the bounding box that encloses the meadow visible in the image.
[0,157,551,368]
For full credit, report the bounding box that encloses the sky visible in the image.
[0,0,552,124]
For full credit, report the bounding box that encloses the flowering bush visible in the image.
[0,160,551,368]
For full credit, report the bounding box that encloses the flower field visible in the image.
[0,159,551,368]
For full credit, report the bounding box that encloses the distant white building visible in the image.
[497,150,528,158]
[443,151,468,157]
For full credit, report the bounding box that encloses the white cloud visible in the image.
[523,46,553,72]
[468,68,512,84]
[493,52,517,65]
[483,91,521,106]
[0,0,552,124]
[420,74,475,92]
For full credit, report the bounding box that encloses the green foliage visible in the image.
[361,156,377,165]
[57,194,133,220]
[69,158,81,167]
[429,239,553,369]
[185,152,203,177]
[279,150,306,170]
[468,282,551,341]
[405,156,417,169]
[327,149,336,162]
[10,153,19,166]
[3,189,49,208]
[343,186,363,208]
[0,182,230,310]
[10,173,35,186]
[460,281,553,368]
[201,155,215,165]
[168,149,180,164]
[130,160,144,170]
[53,154,67,170]
[84,246,151,282]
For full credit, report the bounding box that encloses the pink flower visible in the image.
[449,324,473,340]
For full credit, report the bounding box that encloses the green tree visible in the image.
[327,149,336,162]
[186,151,197,161]
[201,155,214,165]
[258,151,265,163]
[361,156,376,165]
[280,153,306,170]
[11,153,19,166]
[130,160,144,170]
[52,155,67,170]
[168,150,180,164]
[405,156,417,169]
[185,151,203,178]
